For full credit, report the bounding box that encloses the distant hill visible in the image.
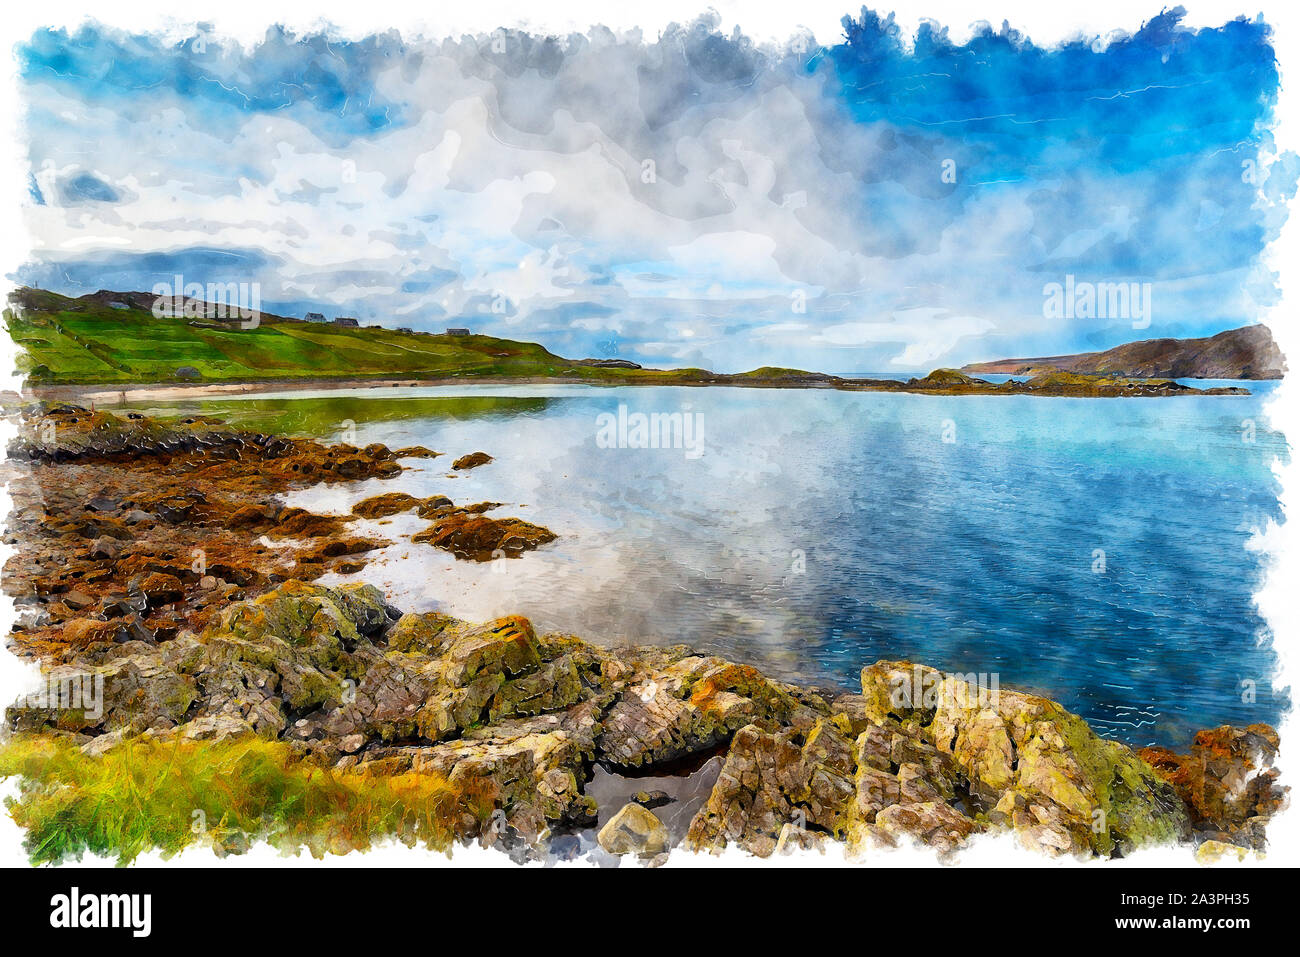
[962,325,1284,380]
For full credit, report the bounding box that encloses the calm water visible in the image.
[119,382,1288,748]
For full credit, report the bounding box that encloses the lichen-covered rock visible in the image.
[596,655,824,768]
[684,717,855,857]
[197,582,374,713]
[6,652,198,737]
[859,661,1191,856]
[351,699,605,838]
[6,575,1265,863]
[386,612,455,655]
[869,801,982,855]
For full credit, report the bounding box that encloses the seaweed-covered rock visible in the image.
[451,451,493,470]
[411,510,556,561]
[1139,724,1286,850]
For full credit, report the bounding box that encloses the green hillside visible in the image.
[4,287,714,387]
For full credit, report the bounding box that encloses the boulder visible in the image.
[1139,724,1286,849]
[599,802,668,857]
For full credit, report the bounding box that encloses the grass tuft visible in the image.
[0,734,491,865]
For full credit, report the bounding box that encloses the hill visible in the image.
[3,287,698,387]
[962,325,1284,380]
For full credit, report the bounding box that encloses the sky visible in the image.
[11,6,1297,372]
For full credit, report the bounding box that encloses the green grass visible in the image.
[5,287,702,386]
[0,734,490,865]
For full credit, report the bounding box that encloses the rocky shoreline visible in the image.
[19,366,1251,406]
[2,404,555,659]
[1,406,1285,864]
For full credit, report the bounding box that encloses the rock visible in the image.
[411,510,556,561]
[632,790,675,809]
[1194,839,1258,864]
[452,451,493,470]
[88,537,120,560]
[685,716,855,857]
[1139,724,1285,849]
[774,821,827,855]
[858,661,1191,856]
[129,572,185,606]
[386,612,455,655]
[871,802,982,855]
[268,509,354,539]
[597,656,822,768]
[61,590,96,611]
[548,833,583,861]
[391,446,440,459]
[60,618,125,648]
[100,592,148,619]
[7,652,198,737]
[414,495,454,517]
[351,492,424,519]
[2,564,1272,864]
[598,802,668,856]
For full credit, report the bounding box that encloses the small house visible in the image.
[445,327,470,336]
[333,317,359,327]
[304,312,326,323]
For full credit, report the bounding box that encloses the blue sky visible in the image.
[13,7,1296,371]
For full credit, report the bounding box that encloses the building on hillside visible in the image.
[397,327,413,333]
[304,311,326,323]
[445,327,470,336]
[333,317,359,327]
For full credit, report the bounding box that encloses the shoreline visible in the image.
[9,369,1257,405]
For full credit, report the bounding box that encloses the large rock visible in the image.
[599,802,668,857]
[597,656,825,768]
[1139,724,1286,849]
[685,717,855,857]
[858,661,1191,856]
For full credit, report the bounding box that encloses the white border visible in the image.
[0,1,1295,869]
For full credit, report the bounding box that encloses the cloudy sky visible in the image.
[12,7,1296,372]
